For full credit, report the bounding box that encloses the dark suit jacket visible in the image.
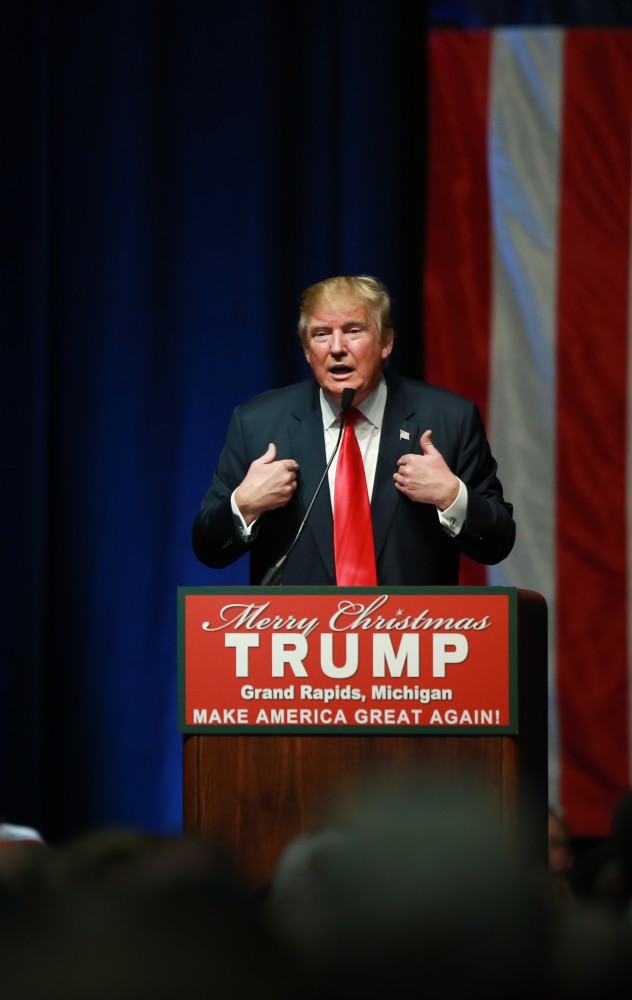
[192,372,515,585]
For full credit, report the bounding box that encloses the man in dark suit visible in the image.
[192,275,515,585]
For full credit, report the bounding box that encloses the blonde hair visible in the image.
[298,275,394,346]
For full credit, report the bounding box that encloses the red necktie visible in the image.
[334,408,377,585]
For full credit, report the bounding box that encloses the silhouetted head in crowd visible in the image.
[569,787,632,916]
[610,788,632,892]
[0,826,295,1000]
[266,768,554,1000]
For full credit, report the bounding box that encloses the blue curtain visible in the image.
[1,0,428,841]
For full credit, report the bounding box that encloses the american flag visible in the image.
[424,26,632,838]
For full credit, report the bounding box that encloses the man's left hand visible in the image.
[393,430,460,510]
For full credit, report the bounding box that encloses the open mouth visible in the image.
[329,365,354,377]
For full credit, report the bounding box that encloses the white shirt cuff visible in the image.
[231,490,258,540]
[437,480,467,536]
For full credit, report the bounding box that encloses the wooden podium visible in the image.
[181,588,547,888]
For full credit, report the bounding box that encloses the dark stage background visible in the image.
[1,0,624,841]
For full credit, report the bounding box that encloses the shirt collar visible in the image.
[320,377,387,430]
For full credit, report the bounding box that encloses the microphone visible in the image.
[261,386,355,585]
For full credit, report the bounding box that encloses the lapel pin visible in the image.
[399,429,410,440]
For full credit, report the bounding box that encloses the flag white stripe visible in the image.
[486,28,564,807]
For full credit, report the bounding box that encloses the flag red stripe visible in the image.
[425,30,491,416]
[556,31,632,836]
[425,30,491,585]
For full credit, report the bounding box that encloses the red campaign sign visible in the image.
[178,587,518,734]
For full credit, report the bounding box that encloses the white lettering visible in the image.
[354,707,424,725]
[432,633,468,677]
[202,602,319,637]
[271,635,309,678]
[254,708,347,724]
[429,708,498,725]
[320,633,359,678]
[241,685,295,700]
[371,685,453,703]
[372,633,420,678]
[225,633,260,677]
[192,708,249,724]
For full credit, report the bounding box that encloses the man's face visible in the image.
[303,293,393,407]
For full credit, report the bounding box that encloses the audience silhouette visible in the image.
[0,780,631,998]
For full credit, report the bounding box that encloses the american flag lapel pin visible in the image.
[400,429,410,440]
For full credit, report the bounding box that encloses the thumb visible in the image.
[260,441,277,463]
[420,429,435,454]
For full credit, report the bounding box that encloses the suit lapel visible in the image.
[371,377,420,562]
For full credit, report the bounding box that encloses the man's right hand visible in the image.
[234,443,299,525]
